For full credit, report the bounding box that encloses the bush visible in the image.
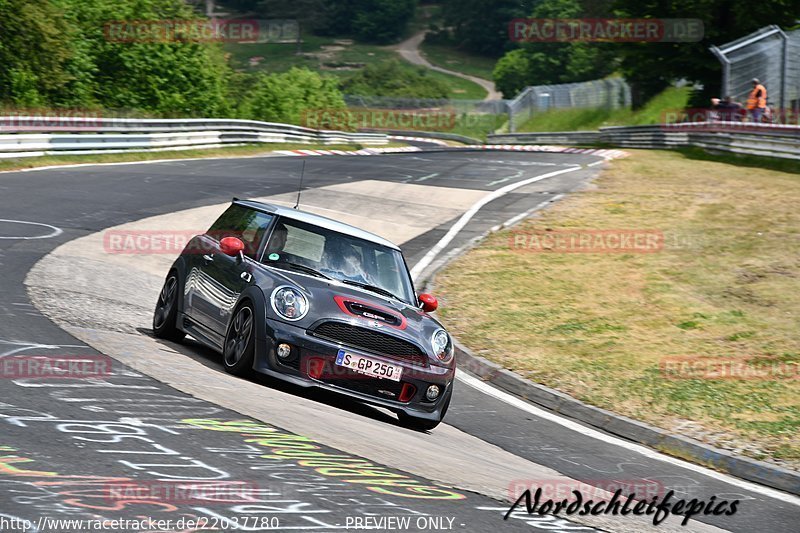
[339,61,450,99]
[1,0,233,116]
[493,49,532,99]
[0,0,73,107]
[239,68,345,124]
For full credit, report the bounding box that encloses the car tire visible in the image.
[153,272,185,343]
[397,395,451,432]
[223,302,256,376]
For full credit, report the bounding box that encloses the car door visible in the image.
[184,204,274,337]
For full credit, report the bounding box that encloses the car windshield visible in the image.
[262,217,415,305]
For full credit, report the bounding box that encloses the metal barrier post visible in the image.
[779,29,788,116]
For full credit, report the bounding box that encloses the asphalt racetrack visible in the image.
[1,148,798,532]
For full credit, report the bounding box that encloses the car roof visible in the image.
[234,199,401,250]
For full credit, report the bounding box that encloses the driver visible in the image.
[323,239,366,282]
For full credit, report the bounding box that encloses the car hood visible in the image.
[254,266,445,352]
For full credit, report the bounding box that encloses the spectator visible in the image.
[746,79,767,122]
[718,96,744,122]
[709,98,722,121]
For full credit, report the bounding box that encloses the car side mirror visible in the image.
[220,236,245,257]
[419,293,438,312]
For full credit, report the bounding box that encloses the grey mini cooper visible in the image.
[153,199,454,430]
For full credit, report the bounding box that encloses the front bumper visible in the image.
[253,318,454,420]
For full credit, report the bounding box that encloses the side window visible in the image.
[374,249,402,295]
[207,205,274,259]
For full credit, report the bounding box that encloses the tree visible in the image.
[0,0,73,107]
[437,0,529,56]
[354,0,418,43]
[51,0,232,116]
[492,0,618,97]
[493,49,532,97]
[320,0,417,43]
[240,68,345,123]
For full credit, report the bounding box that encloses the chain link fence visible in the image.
[342,96,509,138]
[711,25,800,120]
[342,96,508,114]
[344,79,631,136]
[507,79,631,132]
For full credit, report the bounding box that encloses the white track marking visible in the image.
[0,219,63,240]
[457,371,800,505]
[0,153,285,174]
[409,166,581,280]
[492,194,565,231]
[402,162,799,505]
[0,147,422,175]
[0,340,88,357]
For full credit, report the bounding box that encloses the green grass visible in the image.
[224,33,487,100]
[419,41,498,81]
[225,35,331,73]
[449,113,506,140]
[678,147,800,175]
[0,142,409,173]
[435,149,800,466]
[517,86,693,132]
[424,70,487,100]
[517,107,621,132]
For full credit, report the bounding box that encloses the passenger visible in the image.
[718,96,744,121]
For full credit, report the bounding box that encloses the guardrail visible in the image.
[489,122,800,160]
[0,117,389,158]
[490,130,600,145]
[361,128,482,145]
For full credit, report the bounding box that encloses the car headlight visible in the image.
[431,329,453,363]
[270,286,309,321]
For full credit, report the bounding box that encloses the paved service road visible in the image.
[393,32,503,100]
[1,150,798,532]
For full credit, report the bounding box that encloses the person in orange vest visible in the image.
[746,78,767,122]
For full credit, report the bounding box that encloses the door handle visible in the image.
[241,271,253,283]
[203,254,214,263]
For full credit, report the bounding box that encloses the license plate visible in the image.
[335,350,402,382]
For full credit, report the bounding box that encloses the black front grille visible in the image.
[312,322,427,366]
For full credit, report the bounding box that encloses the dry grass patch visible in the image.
[435,149,800,467]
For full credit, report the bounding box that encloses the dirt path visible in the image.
[393,31,503,101]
